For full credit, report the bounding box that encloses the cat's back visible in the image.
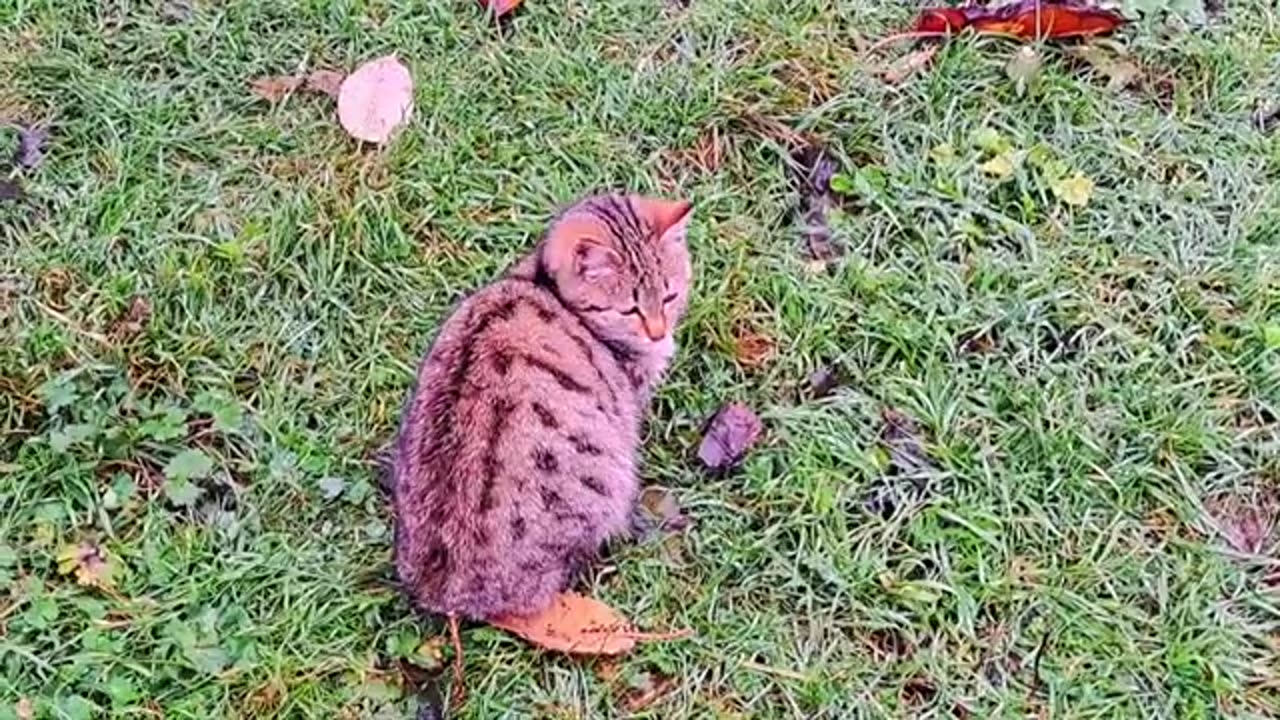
[393,277,641,618]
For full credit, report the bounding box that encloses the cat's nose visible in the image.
[642,316,667,341]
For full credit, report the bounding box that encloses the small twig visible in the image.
[862,31,950,56]
[448,614,466,711]
[1026,629,1053,701]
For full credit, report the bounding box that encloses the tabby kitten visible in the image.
[393,193,693,621]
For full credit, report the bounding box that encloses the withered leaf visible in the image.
[250,70,347,103]
[0,179,25,202]
[305,69,346,98]
[806,366,843,398]
[11,123,48,170]
[883,45,938,85]
[488,592,691,655]
[250,75,303,103]
[788,144,843,262]
[880,408,935,476]
[108,295,152,341]
[622,671,678,712]
[731,328,775,369]
[337,55,414,144]
[637,485,689,533]
[160,0,193,23]
[55,541,118,589]
[698,403,763,471]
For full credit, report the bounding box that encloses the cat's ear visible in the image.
[572,241,622,283]
[636,197,692,244]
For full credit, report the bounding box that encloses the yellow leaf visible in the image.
[979,152,1016,181]
[1052,173,1095,207]
[55,541,117,589]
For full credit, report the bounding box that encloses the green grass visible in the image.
[3,0,1279,717]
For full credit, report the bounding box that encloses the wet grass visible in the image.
[2,0,1279,717]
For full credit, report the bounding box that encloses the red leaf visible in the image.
[697,403,762,470]
[911,2,1125,40]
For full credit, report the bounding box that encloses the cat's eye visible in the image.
[662,292,678,304]
[620,306,642,317]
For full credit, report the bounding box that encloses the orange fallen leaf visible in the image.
[337,55,414,144]
[488,592,691,655]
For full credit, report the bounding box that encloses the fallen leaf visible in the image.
[914,2,1126,39]
[489,592,691,655]
[251,70,347,103]
[1254,103,1280,134]
[250,75,302,103]
[883,45,938,85]
[731,328,775,368]
[806,366,842,398]
[55,541,118,589]
[697,403,763,471]
[623,671,678,712]
[787,144,843,262]
[880,408,935,476]
[979,151,1016,181]
[304,69,346,98]
[108,295,151,340]
[1065,44,1142,91]
[478,0,524,17]
[337,55,414,144]
[1005,46,1041,96]
[0,179,25,202]
[1051,172,1095,207]
[1206,492,1276,554]
[637,486,690,533]
[160,0,193,23]
[9,123,48,170]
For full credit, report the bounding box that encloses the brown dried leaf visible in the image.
[697,403,763,471]
[8,123,48,170]
[806,366,842,398]
[881,408,934,476]
[337,55,414,144]
[638,486,689,533]
[250,75,303,103]
[0,179,24,202]
[883,45,938,85]
[305,70,346,98]
[489,592,691,655]
[109,295,152,341]
[731,328,775,369]
[623,671,678,712]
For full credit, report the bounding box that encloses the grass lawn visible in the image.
[3,0,1279,717]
